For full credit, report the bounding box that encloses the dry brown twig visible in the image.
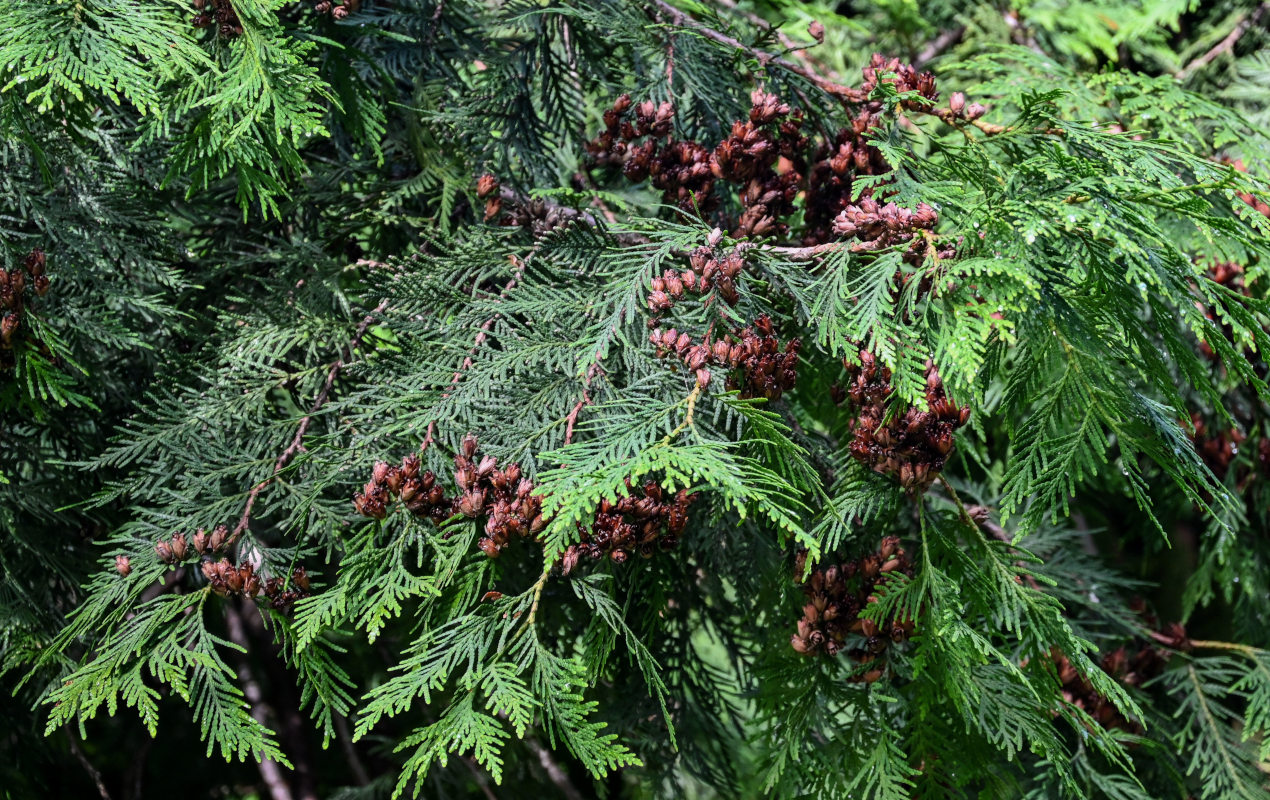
[231,298,391,544]
[1178,2,1269,80]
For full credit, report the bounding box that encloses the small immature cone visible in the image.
[170,532,188,561]
[154,541,175,564]
[114,555,132,577]
[209,524,229,552]
[808,20,825,43]
[476,174,499,199]
[1,313,19,344]
[948,92,965,115]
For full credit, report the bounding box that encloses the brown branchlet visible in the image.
[789,537,915,683]
[651,314,800,400]
[840,352,970,493]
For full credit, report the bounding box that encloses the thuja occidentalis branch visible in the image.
[648,0,1049,138]
[441,257,527,400]
[230,298,390,545]
[647,0,867,103]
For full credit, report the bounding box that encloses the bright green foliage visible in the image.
[4,1,1270,799]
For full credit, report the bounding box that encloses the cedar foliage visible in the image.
[2,1,1270,798]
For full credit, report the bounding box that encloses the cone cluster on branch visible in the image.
[839,352,970,493]
[647,242,746,312]
[1050,606,1188,733]
[476,174,502,221]
[789,537,915,683]
[153,524,232,566]
[860,53,939,109]
[650,314,800,400]
[262,567,313,613]
[587,56,979,249]
[191,0,243,37]
[561,479,699,575]
[1,248,51,366]
[832,196,954,263]
[354,435,699,571]
[310,0,355,19]
[201,559,263,597]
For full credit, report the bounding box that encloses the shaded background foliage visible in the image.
[1,0,1269,798]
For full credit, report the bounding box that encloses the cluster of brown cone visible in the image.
[191,0,243,37]
[790,537,915,683]
[650,314,800,400]
[1,248,51,365]
[585,55,980,249]
[837,352,970,493]
[354,435,699,573]
[1050,607,1189,734]
[153,525,232,565]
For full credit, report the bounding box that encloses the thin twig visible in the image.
[759,241,845,260]
[224,604,294,800]
[913,26,965,69]
[333,715,370,787]
[712,0,805,54]
[1178,3,1269,79]
[648,0,867,102]
[659,382,702,446]
[518,566,554,635]
[524,738,586,800]
[563,400,586,445]
[65,728,111,800]
[937,474,976,528]
[462,756,499,800]
[648,0,1022,137]
[563,351,605,445]
[441,259,527,402]
[231,299,390,543]
[665,28,675,90]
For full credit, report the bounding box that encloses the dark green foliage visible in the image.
[3,1,1270,798]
